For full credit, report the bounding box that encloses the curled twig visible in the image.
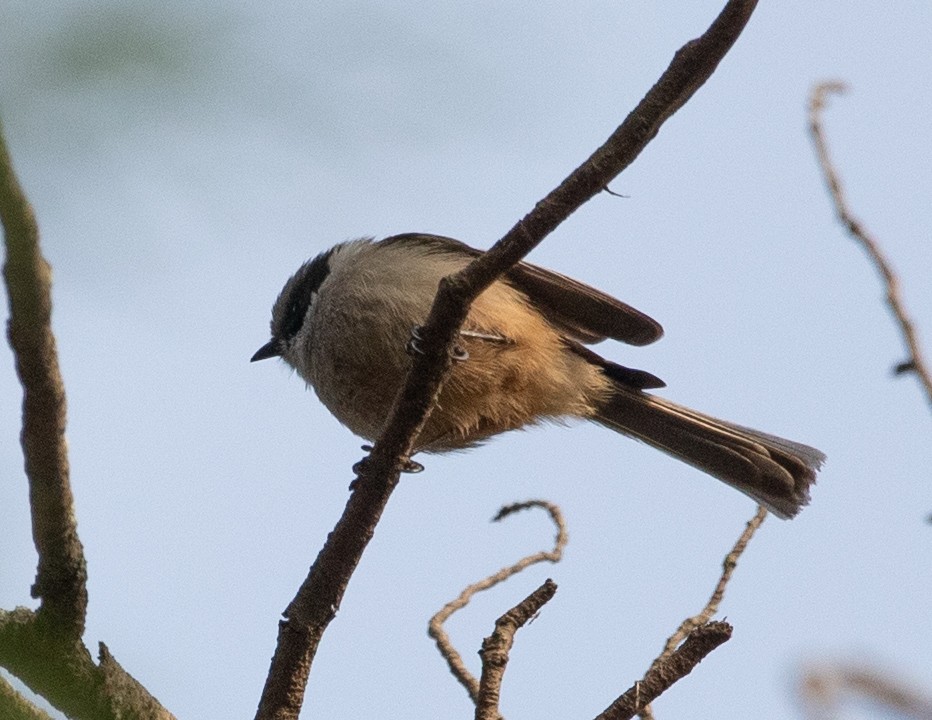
[429,501,567,704]
[808,81,932,409]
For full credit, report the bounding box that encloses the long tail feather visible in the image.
[595,385,825,518]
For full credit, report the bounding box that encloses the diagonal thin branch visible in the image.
[636,506,766,720]
[651,506,765,673]
[808,81,932,410]
[429,500,567,704]
[595,622,733,720]
[0,122,86,639]
[254,3,760,718]
[365,0,761,481]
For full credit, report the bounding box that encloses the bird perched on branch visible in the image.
[253,233,824,518]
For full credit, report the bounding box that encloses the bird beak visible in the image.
[251,340,281,362]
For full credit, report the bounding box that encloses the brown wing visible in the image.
[381,233,664,346]
[505,261,662,346]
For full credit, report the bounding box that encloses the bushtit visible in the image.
[252,233,824,518]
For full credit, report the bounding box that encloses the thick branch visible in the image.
[0,122,86,638]
[1,123,174,719]
[808,82,932,410]
[0,609,175,720]
[255,3,759,718]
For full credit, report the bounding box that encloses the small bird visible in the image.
[252,233,824,518]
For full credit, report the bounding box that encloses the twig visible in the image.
[636,506,765,719]
[655,506,765,670]
[429,501,567,704]
[595,622,733,720]
[808,81,932,409]
[255,3,760,718]
[475,580,558,720]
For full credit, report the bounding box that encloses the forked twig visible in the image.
[595,622,733,720]
[637,506,766,719]
[656,506,765,668]
[475,580,559,720]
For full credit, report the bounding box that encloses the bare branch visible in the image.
[98,643,177,720]
[429,500,567,703]
[255,3,760,718]
[808,81,932,410]
[0,121,86,638]
[596,622,732,720]
[1,122,175,720]
[365,0,761,476]
[475,579,559,720]
[655,506,765,671]
[0,608,176,720]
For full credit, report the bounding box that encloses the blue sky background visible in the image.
[2,2,931,718]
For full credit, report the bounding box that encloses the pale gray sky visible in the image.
[2,2,931,718]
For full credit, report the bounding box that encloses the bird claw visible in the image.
[406,325,469,362]
[352,446,423,477]
[401,458,424,474]
[406,326,426,356]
